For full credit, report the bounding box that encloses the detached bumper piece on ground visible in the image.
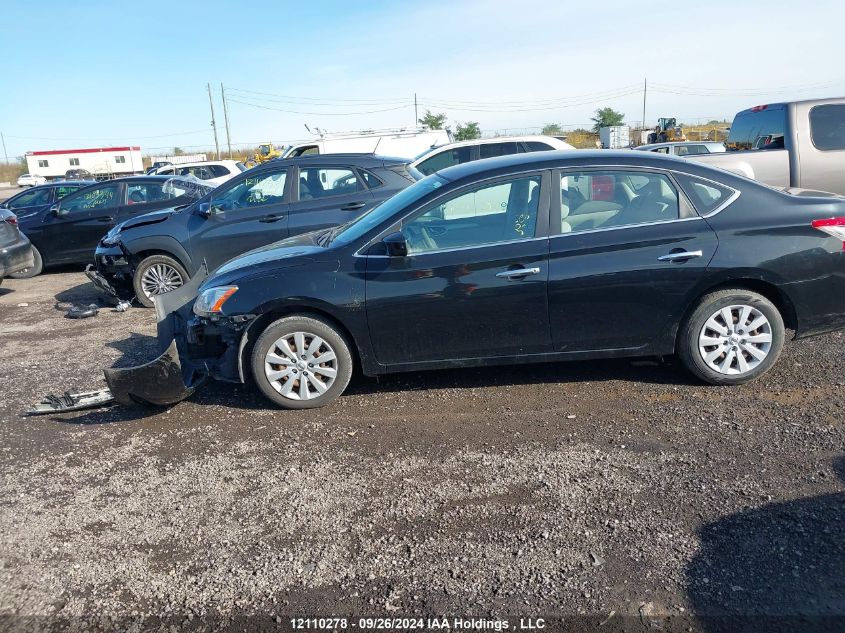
[27,270,209,415]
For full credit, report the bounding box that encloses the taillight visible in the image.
[4,214,17,226]
[812,217,845,250]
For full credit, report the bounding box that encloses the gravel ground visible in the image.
[0,272,843,633]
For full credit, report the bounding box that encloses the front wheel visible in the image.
[251,315,354,409]
[9,246,43,278]
[678,289,785,385]
[132,254,188,308]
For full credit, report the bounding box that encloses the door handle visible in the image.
[341,202,367,211]
[496,267,541,279]
[657,249,703,262]
[259,214,285,223]
[97,216,114,222]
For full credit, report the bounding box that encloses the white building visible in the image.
[25,146,143,179]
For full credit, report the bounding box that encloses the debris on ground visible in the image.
[65,303,99,319]
[114,300,132,312]
[26,389,115,415]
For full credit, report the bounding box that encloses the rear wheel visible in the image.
[678,289,785,385]
[9,246,43,278]
[250,315,354,409]
[132,254,188,308]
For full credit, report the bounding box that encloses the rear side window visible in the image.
[676,145,708,156]
[8,187,52,208]
[208,164,231,177]
[55,185,82,199]
[523,141,555,152]
[359,170,383,189]
[675,174,736,215]
[479,142,519,159]
[809,104,845,150]
[726,106,786,150]
[299,168,361,199]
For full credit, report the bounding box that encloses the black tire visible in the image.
[678,289,785,386]
[9,246,43,278]
[250,315,354,410]
[132,254,188,308]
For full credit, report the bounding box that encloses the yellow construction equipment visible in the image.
[648,118,686,144]
[246,143,282,167]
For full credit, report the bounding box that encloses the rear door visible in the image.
[116,180,187,222]
[288,166,375,236]
[187,166,290,271]
[41,182,123,263]
[548,168,718,354]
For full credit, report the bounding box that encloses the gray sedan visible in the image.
[635,141,726,156]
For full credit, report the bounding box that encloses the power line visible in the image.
[227,98,412,116]
[4,129,210,141]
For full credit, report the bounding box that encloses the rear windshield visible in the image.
[726,106,786,151]
[809,104,845,151]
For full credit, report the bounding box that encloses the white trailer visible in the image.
[283,129,452,159]
[599,126,630,149]
[25,146,143,179]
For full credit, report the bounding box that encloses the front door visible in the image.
[288,166,375,236]
[365,172,552,367]
[548,168,718,353]
[42,182,122,264]
[187,166,290,271]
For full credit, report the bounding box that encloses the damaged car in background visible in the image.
[90,153,420,306]
[34,150,845,414]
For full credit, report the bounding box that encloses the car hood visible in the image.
[119,206,180,231]
[213,230,327,278]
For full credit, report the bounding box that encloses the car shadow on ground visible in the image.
[686,455,845,633]
[54,278,110,310]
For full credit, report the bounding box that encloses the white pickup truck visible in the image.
[689,97,845,195]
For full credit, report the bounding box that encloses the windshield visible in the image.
[331,175,447,246]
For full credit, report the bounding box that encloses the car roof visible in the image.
[435,149,721,182]
[636,141,724,150]
[257,153,410,169]
[155,159,240,169]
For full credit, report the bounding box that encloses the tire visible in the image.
[678,289,785,386]
[250,315,354,410]
[9,246,43,278]
[132,254,188,308]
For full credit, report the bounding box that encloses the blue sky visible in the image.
[2,0,843,157]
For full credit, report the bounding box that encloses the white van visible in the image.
[152,160,246,187]
[283,129,451,160]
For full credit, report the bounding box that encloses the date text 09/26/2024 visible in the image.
[290,617,546,630]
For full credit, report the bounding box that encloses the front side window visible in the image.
[211,168,287,212]
[677,144,708,155]
[809,104,845,151]
[69,158,80,166]
[38,159,49,167]
[61,185,119,212]
[559,170,681,234]
[416,146,473,176]
[402,175,542,254]
[651,147,670,154]
[208,164,231,177]
[8,187,52,209]
[115,156,126,164]
[299,168,360,200]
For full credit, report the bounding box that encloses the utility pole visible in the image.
[642,77,647,134]
[207,83,220,159]
[0,132,8,164]
[414,93,418,127]
[221,83,232,159]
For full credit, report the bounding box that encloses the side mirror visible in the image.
[197,202,211,218]
[383,231,408,257]
[50,204,65,217]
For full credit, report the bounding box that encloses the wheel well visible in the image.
[238,306,362,382]
[134,250,188,272]
[676,279,798,346]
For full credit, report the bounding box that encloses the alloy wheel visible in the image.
[697,304,773,375]
[140,263,184,299]
[263,331,338,400]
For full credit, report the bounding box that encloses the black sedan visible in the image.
[18,176,212,276]
[92,154,419,306]
[109,150,845,410]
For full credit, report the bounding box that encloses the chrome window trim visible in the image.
[551,214,706,241]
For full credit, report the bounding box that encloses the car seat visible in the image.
[128,189,146,204]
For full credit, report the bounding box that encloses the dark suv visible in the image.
[91,154,419,306]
